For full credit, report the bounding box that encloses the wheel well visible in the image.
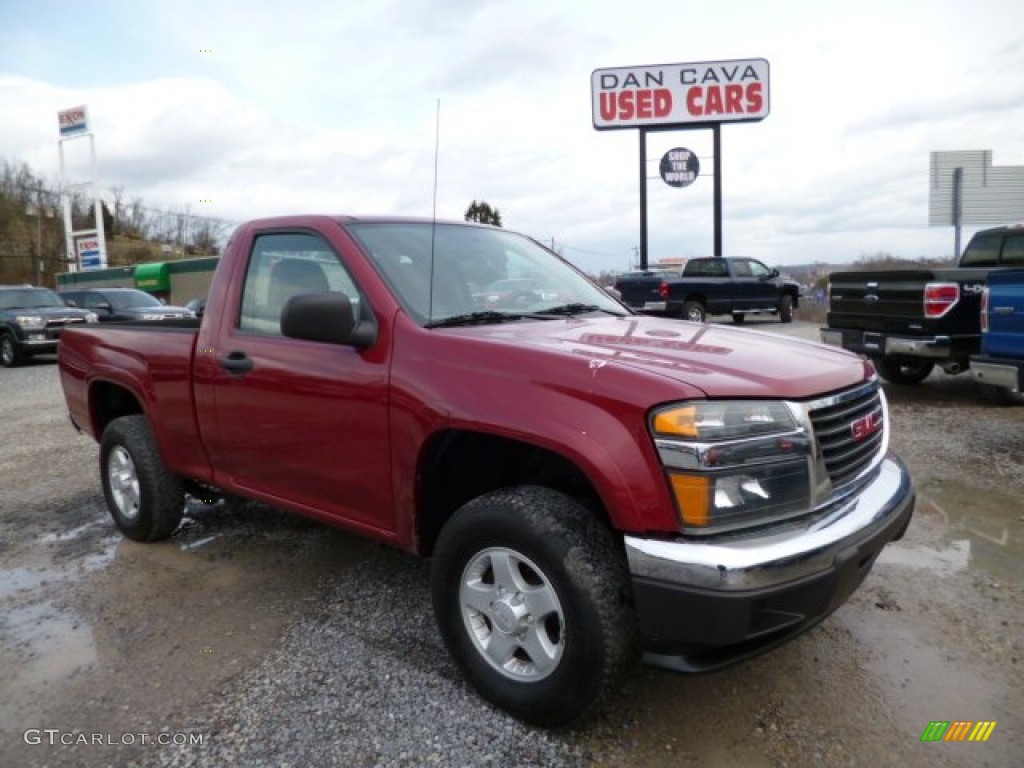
[90,381,144,438]
[682,294,706,306]
[783,289,799,307]
[416,430,608,556]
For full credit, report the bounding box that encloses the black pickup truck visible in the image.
[821,224,1024,384]
[614,257,800,323]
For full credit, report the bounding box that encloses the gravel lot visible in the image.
[1,322,1021,768]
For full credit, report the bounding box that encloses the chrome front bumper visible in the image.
[624,455,913,592]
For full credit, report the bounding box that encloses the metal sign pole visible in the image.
[713,123,722,257]
[639,127,648,269]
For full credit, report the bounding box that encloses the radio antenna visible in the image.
[428,98,440,323]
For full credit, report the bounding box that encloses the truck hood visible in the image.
[457,315,871,399]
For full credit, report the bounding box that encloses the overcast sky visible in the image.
[2,0,1023,273]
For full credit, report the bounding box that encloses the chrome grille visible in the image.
[808,381,884,489]
[46,317,86,328]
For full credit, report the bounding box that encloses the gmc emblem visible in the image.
[850,411,882,442]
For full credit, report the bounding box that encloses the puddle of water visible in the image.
[1,601,96,684]
[37,519,105,544]
[879,537,970,575]
[885,483,1022,583]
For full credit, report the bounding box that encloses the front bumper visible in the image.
[624,455,914,672]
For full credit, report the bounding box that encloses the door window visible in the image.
[238,232,362,335]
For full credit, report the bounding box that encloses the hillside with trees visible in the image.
[0,159,232,287]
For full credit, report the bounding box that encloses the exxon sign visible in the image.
[58,105,89,137]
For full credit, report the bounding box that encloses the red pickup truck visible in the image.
[59,215,914,725]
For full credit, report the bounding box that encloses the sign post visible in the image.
[591,58,769,268]
[57,105,107,272]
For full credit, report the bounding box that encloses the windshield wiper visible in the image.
[426,311,546,329]
[534,303,624,317]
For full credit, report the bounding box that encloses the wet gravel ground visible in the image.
[1,325,1022,768]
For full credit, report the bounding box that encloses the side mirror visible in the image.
[767,268,780,279]
[64,298,78,307]
[96,302,113,312]
[281,292,376,348]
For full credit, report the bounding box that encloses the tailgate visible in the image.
[828,269,986,336]
[985,269,1024,357]
[827,271,933,332]
[615,276,665,307]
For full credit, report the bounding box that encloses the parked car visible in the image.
[614,257,800,323]
[59,287,194,322]
[59,214,914,726]
[0,285,98,367]
[821,223,1024,384]
[970,267,1024,404]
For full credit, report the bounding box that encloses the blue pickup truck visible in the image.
[970,267,1024,404]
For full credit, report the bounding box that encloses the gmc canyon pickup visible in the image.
[822,224,1024,384]
[59,215,914,725]
[614,257,800,323]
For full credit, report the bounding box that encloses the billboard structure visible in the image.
[929,150,1024,257]
[58,105,108,272]
[591,59,770,267]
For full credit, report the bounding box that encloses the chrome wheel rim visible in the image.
[107,446,141,520]
[459,547,565,681]
[1,337,12,365]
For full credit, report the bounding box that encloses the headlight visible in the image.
[651,400,812,534]
[85,312,99,323]
[14,315,45,329]
[653,400,796,440]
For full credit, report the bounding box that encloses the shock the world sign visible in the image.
[591,58,770,130]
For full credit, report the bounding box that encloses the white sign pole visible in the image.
[57,105,107,272]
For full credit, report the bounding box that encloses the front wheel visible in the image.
[431,486,637,726]
[778,294,794,323]
[1,333,24,367]
[100,415,185,541]
[874,358,935,385]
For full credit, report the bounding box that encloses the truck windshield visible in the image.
[345,222,626,326]
[0,288,66,310]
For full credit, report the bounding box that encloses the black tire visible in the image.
[778,294,794,323]
[431,486,637,726]
[682,300,707,323]
[874,358,935,385]
[732,312,746,324]
[100,414,185,541]
[978,382,1024,406]
[1,333,24,367]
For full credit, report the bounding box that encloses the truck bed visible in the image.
[59,320,209,481]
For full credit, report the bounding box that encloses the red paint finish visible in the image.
[59,215,871,553]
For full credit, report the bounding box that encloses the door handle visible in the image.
[220,350,253,375]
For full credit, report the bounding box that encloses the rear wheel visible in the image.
[682,301,707,323]
[778,294,794,323]
[875,358,934,385]
[100,415,185,541]
[1,333,24,367]
[431,486,637,726]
